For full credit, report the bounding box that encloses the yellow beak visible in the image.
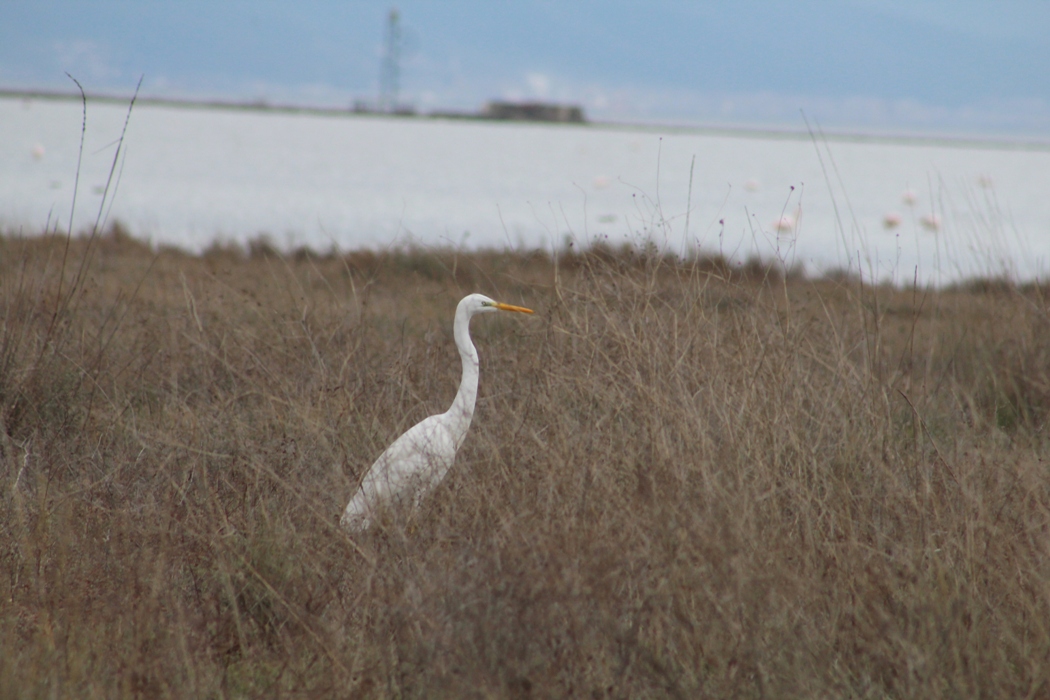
[493,302,534,314]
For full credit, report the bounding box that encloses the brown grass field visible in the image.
[2,224,1050,698]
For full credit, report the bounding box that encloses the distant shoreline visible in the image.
[3,86,1049,153]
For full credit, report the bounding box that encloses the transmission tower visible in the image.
[378,8,402,112]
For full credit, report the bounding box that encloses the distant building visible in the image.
[482,101,586,123]
[352,99,417,116]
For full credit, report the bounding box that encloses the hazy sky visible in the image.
[3,1,1049,136]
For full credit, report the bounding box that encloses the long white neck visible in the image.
[445,301,480,447]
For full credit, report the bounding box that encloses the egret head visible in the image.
[460,293,534,317]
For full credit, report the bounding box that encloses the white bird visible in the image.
[919,213,942,232]
[341,293,534,531]
[772,214,795,233]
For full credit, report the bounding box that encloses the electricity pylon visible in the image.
[378,8,401,113]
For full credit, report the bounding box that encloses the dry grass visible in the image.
[2,226,1050,698]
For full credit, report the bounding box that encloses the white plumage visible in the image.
[341,293,533,531]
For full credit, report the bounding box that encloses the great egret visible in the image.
[341,293,534,531]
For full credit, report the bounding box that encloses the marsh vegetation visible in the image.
[2,227,1049,698]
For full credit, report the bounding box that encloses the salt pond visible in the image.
[3,95,1049,284]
